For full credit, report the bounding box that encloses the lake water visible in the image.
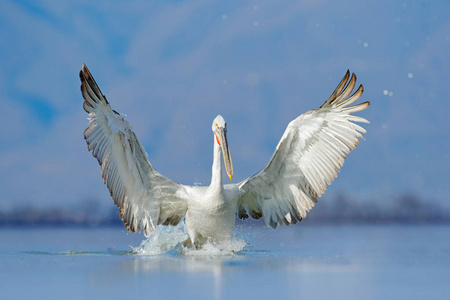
[1,224,449,300]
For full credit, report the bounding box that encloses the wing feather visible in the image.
[237,71,370,229]
[80,64,188,236]
[335,73,357,103]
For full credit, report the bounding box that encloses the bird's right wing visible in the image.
[80,64,188,236]
[236,71,370,229]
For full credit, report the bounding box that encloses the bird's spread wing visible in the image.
[80,64,188,236]
[237,71,370,229]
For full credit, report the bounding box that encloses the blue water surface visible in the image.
[1,224,449,300]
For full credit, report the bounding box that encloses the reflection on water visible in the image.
[23,250,133,256]
[121,250,360,274]
[116,247,364,300]
[122,256,236,299]
[1,225,450,299]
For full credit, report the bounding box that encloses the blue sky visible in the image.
[0,0,449,210]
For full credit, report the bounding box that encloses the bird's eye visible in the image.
[215,123,219,128]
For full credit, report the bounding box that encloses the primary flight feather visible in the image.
[80,64,369,246]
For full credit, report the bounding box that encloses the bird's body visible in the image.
[184,185,238,245]
[80,64,370,247]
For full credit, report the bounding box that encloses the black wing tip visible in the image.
[320,69,367,109]
[80,63,92,85]
[79,64,89,99]
[79,63,110,105]
[345,69,350,77]
[79,63,89,82]
[81,63,89,77]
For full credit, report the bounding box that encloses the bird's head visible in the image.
[212,115,233,181]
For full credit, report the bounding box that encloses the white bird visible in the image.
[80,64,370,247]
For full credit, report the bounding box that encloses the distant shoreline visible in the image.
[1,218,449,229]
[1,193,448,227]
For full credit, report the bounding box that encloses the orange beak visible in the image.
[215,127,233,181]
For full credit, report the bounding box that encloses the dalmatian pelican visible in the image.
[80,64,369,247]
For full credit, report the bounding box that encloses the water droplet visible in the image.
[221,14,227,20]
[363,42,369,48]
[408,73,413,78]
[253,21,259,27]
[383,90,388,95]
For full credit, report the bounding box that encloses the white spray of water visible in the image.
[132,222,188,255]
[132,220,247,256]
[184,238,247,257]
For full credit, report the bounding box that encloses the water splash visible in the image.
[183,238,246,257]
[132,222,189,255]
[132,221,247,256]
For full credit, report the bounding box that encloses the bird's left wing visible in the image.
[236,71,369,229]
[80,64,188,236]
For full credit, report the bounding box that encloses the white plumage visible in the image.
[80,64,369,246]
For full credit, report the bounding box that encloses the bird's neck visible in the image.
[209,137,223,192]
